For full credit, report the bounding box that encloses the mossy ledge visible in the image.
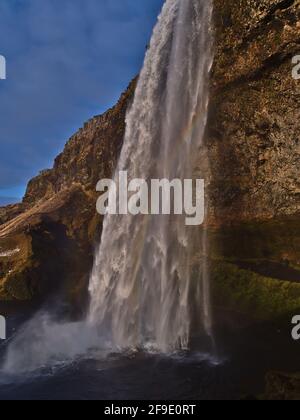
[209,215,300,320]
[212,261,300,320]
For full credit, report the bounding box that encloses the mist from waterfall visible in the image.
[88,0,214,352]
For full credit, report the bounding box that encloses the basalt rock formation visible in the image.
[209,0,300,223]
[0,0,299,323]
[207,0,300,319]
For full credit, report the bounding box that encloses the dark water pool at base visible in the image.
[0,308,299,400]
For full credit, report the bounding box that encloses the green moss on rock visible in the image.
[212,261,300,320]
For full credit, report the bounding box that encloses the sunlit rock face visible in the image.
[0,79,137,304]
[0,0,299,322]
[207,0,300,224]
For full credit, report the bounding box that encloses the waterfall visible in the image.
[1,0,215,375]
[88,0,214,352]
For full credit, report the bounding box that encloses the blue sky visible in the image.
[0,0,164,204]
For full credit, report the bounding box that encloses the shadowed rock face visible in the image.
[0,1,299,322]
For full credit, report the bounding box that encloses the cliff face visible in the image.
[206,0,300,319]
[0,1,299,320]
[209,0,300,223]
[0,79,136,305]
[24,80,137,208]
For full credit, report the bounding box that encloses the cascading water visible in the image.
[88,0,214,352]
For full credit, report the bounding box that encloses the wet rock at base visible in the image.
[265,371,300,400]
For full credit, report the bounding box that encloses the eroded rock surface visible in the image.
[0,79,136,303]
[209,0,300,223]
